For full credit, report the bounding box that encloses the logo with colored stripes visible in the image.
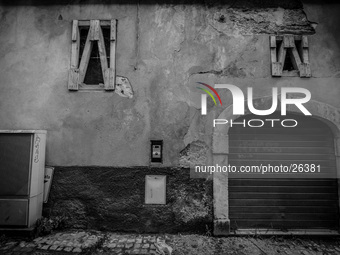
[196,82,222,115]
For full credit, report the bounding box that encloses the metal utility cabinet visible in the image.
[0,130,46,228]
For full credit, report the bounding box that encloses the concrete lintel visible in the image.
[213,219,230,236]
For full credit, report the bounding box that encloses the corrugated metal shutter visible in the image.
[229,113,339,230]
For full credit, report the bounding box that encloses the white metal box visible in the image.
[145,175,166,204]
[0,130,46,228]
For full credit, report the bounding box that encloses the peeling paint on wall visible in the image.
[115,76,134,98]
[228,8,315,35]
[179,140,209,168]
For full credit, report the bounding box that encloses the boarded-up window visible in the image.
[270,35,311,78]
[68,20,117,91]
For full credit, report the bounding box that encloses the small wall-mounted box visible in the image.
[145,175,166,205]
[150,140,163,163]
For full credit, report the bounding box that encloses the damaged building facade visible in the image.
[0,0,340,235]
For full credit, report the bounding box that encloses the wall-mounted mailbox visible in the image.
[145,175,166,205]
[150,140,163,163]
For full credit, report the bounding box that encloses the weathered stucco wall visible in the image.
[0,1,339,167]
[0,0,340,234]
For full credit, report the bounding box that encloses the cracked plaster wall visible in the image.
[0,1,339,167]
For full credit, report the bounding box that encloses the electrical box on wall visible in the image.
[150,140,163,163]
[0,130,46,228]
[145,175,166,205]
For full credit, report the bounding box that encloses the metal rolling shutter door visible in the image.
[228,113,339,230]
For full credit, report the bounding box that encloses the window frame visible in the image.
[270,35,311,78]
[68,19,117,91]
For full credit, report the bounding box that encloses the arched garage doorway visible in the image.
[228,112,339,231]
[212,97,340,235]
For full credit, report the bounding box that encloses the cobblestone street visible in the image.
[1,230,340,255]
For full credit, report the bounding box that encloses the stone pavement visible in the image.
[1,230,340,255]
[0,231,171,255]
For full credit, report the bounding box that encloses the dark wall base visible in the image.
[43,167,213,234]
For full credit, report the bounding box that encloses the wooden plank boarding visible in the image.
[270,36,281,76]
[270,36,277,62]
[97,25,108,86]
[90,20,100,41]
[78,20,111,26]
[69,19,117,91]
[71,20,78,42]
[104,68,115,90]
[68,20,80,90]
[270,35,311,78]
[299,63,312,77]
[70,37,80,69]
[290,47,302,70]
[105,19,117,91]
[302,35,309,48]
[277,41,286,75]
[78,24,93,85]
[301,36,309,63]
[271,62,282,76]
[283,35,295,48]
[68,68,79,90]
